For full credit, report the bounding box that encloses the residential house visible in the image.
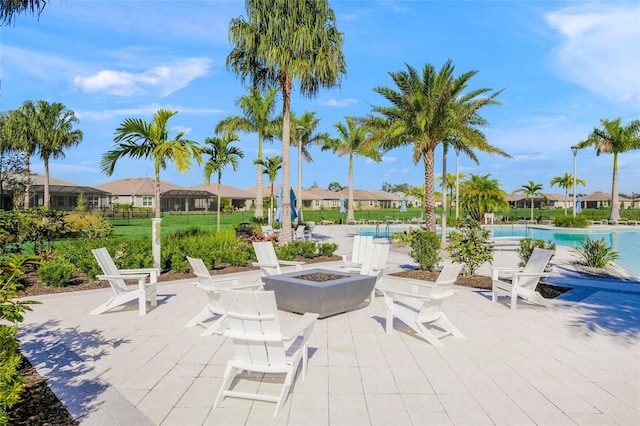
[19,173,110,211]
[581,192,633,209]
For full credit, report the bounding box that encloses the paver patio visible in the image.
[17,225,640,425]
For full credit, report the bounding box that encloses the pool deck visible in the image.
[17,224,640,425]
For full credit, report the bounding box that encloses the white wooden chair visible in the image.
[491,248,553,309]
[293,225,308,241]
[377,263,465,347]
[213,289,318,417]
[252,241,305,276]
[345,241,390,299]
[184,256,263,336]
[90,247,159,316]
[340,235,374,268]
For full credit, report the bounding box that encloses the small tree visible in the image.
[446,219,493,276]
[408,229,441,271]
[76,192,88,212]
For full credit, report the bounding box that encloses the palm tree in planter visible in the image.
[101,109,202,219]
[323,117,380,223]
[255,155,282,226]
[577,117,640,222]
[514,180,545,221]
[227,0,346,242]
[203,131,244,231]
[216,87,280,219]
[550,172,586,215]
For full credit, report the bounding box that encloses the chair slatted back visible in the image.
[294,225,306,240]
[187,256,215,287]
[220,290,286,368]
[352,236,373,264]
[429,263,464,298]
[360,242,389,278]
[520,248,553,290]
[252,241,281,276]
[92,248,128,295]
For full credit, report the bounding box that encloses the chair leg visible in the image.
[433,315,465,339]
[200,315,227,336]
[510,292,518,309]
[214,363,237,409]
[274,368,295,417]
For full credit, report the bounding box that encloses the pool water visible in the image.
[488,225,640,276]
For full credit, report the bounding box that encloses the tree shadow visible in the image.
[562,294,640,342]
[18,320,130,422]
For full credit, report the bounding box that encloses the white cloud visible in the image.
[77,103,225,120]
[545,3,640,104]
[319,98,358,107]
[383,167,409,176]
[74,58,213,97]
[366,155,396,165]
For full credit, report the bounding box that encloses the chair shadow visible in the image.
[18,319,130,422]
[97,293,176,315]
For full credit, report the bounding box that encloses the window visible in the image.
[143,196,153,207]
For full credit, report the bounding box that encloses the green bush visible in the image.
[446,219,493,276]
[0,325,22,426]
[518,238,556,268]
[553,215,588,228]
[318,242,338,257]
[575,236,619,269]
[408,229,441,271]
[37,260,76,287]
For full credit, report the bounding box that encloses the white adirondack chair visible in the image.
[345,241,390,299]
[491,248,553,309]
[252,241,305,276]
[340,235,374,268]
[184,256,263,336]
[90,247,159,316]
[213,289,318,417]
[378,263,465,347]
[293,225,308,241]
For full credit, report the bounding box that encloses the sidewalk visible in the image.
[18,225,640,425]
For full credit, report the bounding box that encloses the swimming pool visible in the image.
[487,225,640,276]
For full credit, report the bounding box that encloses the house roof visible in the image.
[94,177,185,196]
[581,192,631,202]
[189,183,254,199]
[27,173,109,195]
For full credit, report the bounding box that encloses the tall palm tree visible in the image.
[2,101,38,208]
[577,118,640,221]
[367,60,503,232]
[227,0,346,242]
[0,0,48,25]
[550,172,586,215]
[101,109,202,218]
[514,180,545,220]
[32,100,83,208]
[288,111,329,222]
[203,132,244,231]
[254,155,282,226]
[216,86,279,218]
[323,117,380,223]
[459,174,508,221]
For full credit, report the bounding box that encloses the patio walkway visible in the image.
[18,225,640,425]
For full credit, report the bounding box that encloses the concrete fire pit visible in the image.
[261,268,377,318]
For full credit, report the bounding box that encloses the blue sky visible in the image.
[2,0,639,195]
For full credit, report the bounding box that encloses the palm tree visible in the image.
[101,109,202,218]
[0,0,48,25]
[459,174,508,221]
[514,180,545,220]
[323,117,380,223]
[437,172,465,215]
[367,60,503,232]
[227,0,346,242]
[2,101,38,208]
[288,111,329,222]
[550,172,586,215]
[32,100,83,208]
[203,132,244,231]
[254,155,282,226]
[577,118,640,221]
[216,87,279,219]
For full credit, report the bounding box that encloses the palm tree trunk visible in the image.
[24,151,31,209]
[255,134,264,218]
[424,149,436,232]
[347,154,354,222]
[280,77,292,243]
[610,153,620,221]
[441,149,447,246]
[154,163,161,219]
[217,173,222,231]
[564,188,568,215]
[43,156,50,208]
[530,195,534,220]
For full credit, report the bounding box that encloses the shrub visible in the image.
[37,260,76,287]
[64,213,113,239]
[553,215,588,228]
[575,236,619,269]
[446,219,493,276]
[408,229,441,271]
[318,242,338,257]
[518,238,556,268]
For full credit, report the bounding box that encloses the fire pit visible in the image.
[261,268,377,318]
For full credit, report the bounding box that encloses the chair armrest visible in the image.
[282,313,319,341]
[252,262,278,268]
[278,260,306,267]
[120,268,160,282]
[97,274,149,280]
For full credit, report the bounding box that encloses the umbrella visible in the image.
[339,196,345,214]
[289,188,298,221]
[275,186,282,223]
[400,196,407,213]
[576,196,582,214]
